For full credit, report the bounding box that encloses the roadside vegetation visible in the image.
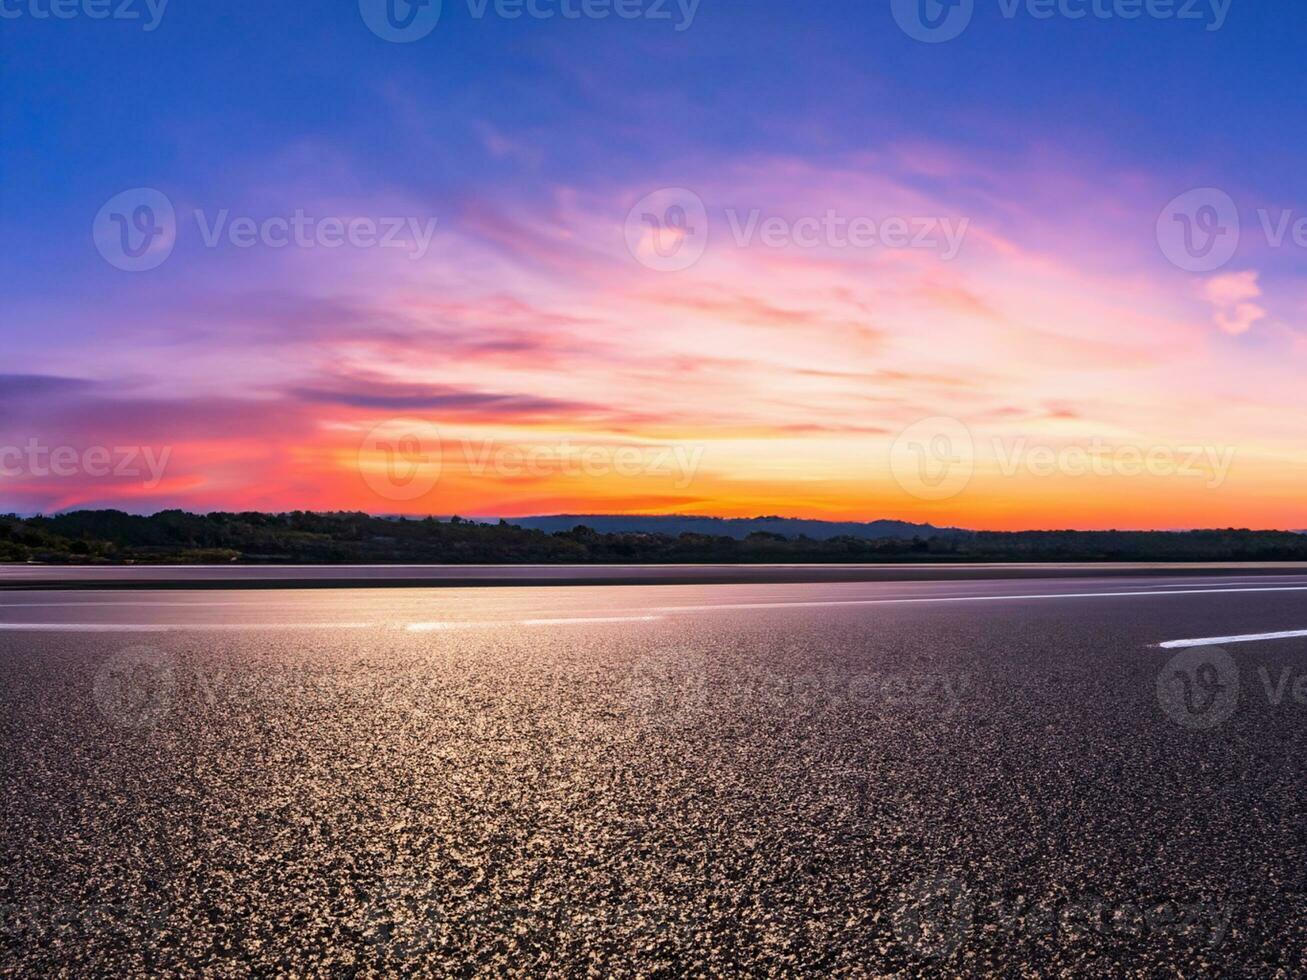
[3,510,1306,564]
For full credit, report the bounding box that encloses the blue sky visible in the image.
[4,1,1299,241]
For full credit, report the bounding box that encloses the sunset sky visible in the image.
[3,0,1306,529]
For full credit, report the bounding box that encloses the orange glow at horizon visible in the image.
[10,154,1306,531]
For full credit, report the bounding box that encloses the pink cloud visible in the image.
[10,146,1307,525]
[1202,270,1267,336]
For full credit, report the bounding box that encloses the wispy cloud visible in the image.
[1202,270,1268,336]
[7,143,1305,527]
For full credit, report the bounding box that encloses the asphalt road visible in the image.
[7,561,1307,590]
[3,573,1306,975]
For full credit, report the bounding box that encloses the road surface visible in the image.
[2,570,1305,974]
[6,560,1307,589]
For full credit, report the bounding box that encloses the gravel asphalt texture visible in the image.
[2,580,1307,975]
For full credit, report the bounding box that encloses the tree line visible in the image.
[2,510,1305,564]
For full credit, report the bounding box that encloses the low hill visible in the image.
[504,515,957,540]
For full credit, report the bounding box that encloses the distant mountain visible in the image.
[503,515,960,541]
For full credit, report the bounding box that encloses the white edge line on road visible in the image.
[0,623,378,633]
[3,585,1305,631]
[652,584,1307,613]
[1158,629,1307,649]
[0,615,666,633]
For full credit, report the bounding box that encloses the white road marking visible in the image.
[0,615,663,633]
[0,624,172,633]
[1158,629,1307,649]
[652,584,1307,613]
[0,622,377,632]
[0,601,298,607]
[2,584,1305,631]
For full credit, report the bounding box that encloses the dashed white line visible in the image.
[1158,629,1307,649]
[0,622,377,633]
[3,584,1306,631]
[652,584,1307,613]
